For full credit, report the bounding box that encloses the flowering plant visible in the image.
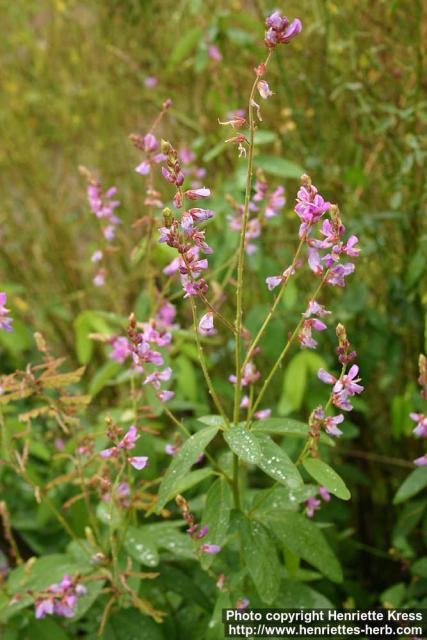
[0,9,373,638]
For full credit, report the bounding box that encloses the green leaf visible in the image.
[175,355,197,402]
[224,426,261,464]
[124,526,159,567]
[167,26,204,71]
[7,554,92,594]
[393,468,427,504]
[89,361,121,396]
[201,478,232,569]
[241,517,281,604]
[268,512,343,583]
[107,609,165,640]
[255,434,303,490]
[197,415,225,427]
[278,352,326,415]
[412,556,427,578]
[74,311,111,365]
[278,582,334,608]
[21,619,70,640]
[252,418,334,446]
[156,426,219,512]
[303,458,351,500]
[254,154,304,179]
[96,502,121,528]
[142,522,195,559]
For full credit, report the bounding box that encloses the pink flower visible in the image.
[324,414,344,437]
[266,275,283,290]
[128,456,149,470]
[319,486,331,502]
[165,443,179,456]
[414,454,427,466]
[257,80,273,99]
[0,293,13,332]
[144,76,157,88]
[158,390,175,403]
[198,312,215,336]
[185,188,211,200]
[110,336,131,364]
[334,365,364,396]
[305,497,321,518]
[254,408,271,420]
[200,543,221,554]
[410,413,427,438]
[236,598,250,610]
[144,367,172,390]
[298,318,327,349]
[91,250,103,263]
[100,447,116,459]
[136,160,151,175]
[303,300,331,318]
[208,45,222,62]
[118,426,139,450]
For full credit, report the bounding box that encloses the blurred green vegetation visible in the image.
[0,0,426,611]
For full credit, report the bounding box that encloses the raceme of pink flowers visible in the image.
[34,574,87,620]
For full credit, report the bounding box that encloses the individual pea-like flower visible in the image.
[254,408,272,420]
[198,312,215,336]
[324,413,344,437]
[303,300,331,318]
[91,250,103,263]
[318,364,364,411]
[144,76,157,88]
[410,413,427,438]
[236,598,250,610]
[257,80,273,99]
[0,293,13,332]
[93,269,106,287]
[229,361,260,387]
[414,455,427,466]
[298,318,327,350]
[319,486,331,502]
[208,45,222,62]
[266,265,296,291]
[128,456,149,470]
[185,187,211,200]
[143,367,172,390]
[305,497,321,518]
[200,543,221,555]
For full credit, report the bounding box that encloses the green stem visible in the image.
[233,50,272,424]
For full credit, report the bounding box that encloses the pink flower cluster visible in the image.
[110,317,175,404]
[410,354,427,466]
[309,326,363,439]
[100,425,148,471]
[85,177,122,287]
[176,495,221,555]
[34,574,86,619]
[305,486,331,518]
[228,173,286,256]
[0,293,13,332]
[158,141,214,298]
